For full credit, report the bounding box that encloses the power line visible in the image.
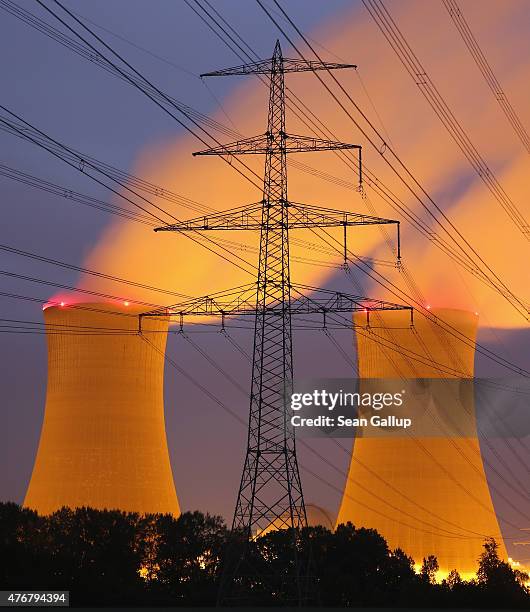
[4,0,364,282]
[2,0,525,385]
[8,0,520,320]
[142,333,514,541]
[184,0,530,378]
[4,0,524,548]
[120,2,528,378]
[313,225,530,376]
[167,0,503,294]
[256,0,529,321]
[36,0,265,192]
[0,242,190,300]
[0,0,239,140]
[0,108,257,277]
[361,0,529,239]
[0,268,160,307]
[3,0,524,412]
[0,162,158,225]
[5,0,276,278]
[162,326,527,537]
[0,165,355,271]
[441,0,530,154]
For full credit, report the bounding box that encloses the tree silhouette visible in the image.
[0,502,45,589]
[476,537,529,607]
[445,569,463,589]
[44,507,145,605]
[421,554,439,584]
[1,503,529,607]
[144,510,227,605]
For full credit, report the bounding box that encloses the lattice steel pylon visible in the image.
[146,40,411,604]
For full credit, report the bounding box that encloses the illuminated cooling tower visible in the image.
[24,302,180,516]
[336,308,506,576]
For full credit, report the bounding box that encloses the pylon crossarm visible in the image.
[154,201,397,233]
[139,283,257,318]
[193,133,359,156]
[282,133,360,153]
[288,202,400,259]
[154,202,264,232]
[288,202,398,227]
[290,286,413,317]
[139,283,412,319]
[192,133,269,156]
[142,298,410,318]
[201,57,355,78]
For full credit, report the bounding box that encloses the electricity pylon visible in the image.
[143,41,411,604]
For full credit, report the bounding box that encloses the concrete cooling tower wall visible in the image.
[24,302,180,516]
[336,308,506,577]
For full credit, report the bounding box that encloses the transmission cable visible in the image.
[256,0,528,320]
[143,334,507,539]
[0,108,257,277]
[166,327,525,536]
[441,0,530,154]
[4,2,524,384]
[362,0,529,238]
[184,0,530,376]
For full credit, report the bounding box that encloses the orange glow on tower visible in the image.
[336,308,507,576]
[24,302,180,516]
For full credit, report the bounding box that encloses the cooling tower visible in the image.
[336,308,506,576]
[24,302,180,516]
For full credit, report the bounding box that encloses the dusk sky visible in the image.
[1,0,528,565]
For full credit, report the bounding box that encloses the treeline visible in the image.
[1,502,528,607]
